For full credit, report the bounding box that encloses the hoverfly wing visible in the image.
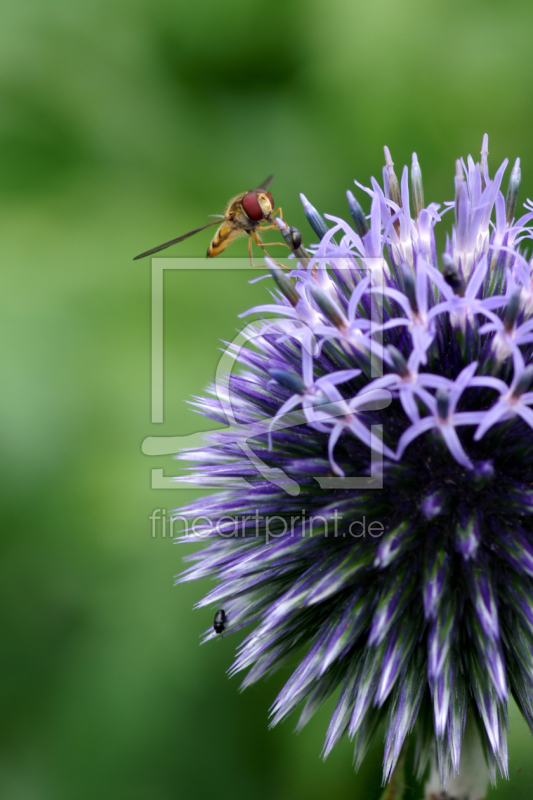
[133,219,224,260]
[257,174,274,191]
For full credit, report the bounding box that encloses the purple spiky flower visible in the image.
[175,136,533,794]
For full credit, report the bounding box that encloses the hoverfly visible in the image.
[133,175,282,263]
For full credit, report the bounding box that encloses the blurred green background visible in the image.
[2,0,533,797]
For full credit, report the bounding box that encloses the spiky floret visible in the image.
[176,136,533,785]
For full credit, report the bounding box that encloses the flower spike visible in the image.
[175,138,533,793]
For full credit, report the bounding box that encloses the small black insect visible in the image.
[213,609,227,634]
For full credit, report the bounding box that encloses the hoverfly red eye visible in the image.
[242,191,263,221]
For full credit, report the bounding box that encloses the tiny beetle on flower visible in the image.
[213,609,227,634]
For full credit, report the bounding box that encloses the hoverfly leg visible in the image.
[257,241,291,250]
[246,232,265,268]
[252,230,287,270]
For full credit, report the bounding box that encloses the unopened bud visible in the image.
[269,369,306,396]
[309,283,347,330]
[300,193,329,240]
[480,133,489,192]
[436,388,449,420]
[384,146,401,206]
[421,490,446,520]
[346,190,368,237]
[387,345,409,378]
[268,263,300,307]
[472,460,494,489]
[503,289,522,332]
[401,264,418,313]
[442,253,465,297]
[411,153,424,219]
[506,157,521,225]
[454,160,465,227]
[455,511,480,559]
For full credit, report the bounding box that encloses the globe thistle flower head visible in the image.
[176,136,533,788]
